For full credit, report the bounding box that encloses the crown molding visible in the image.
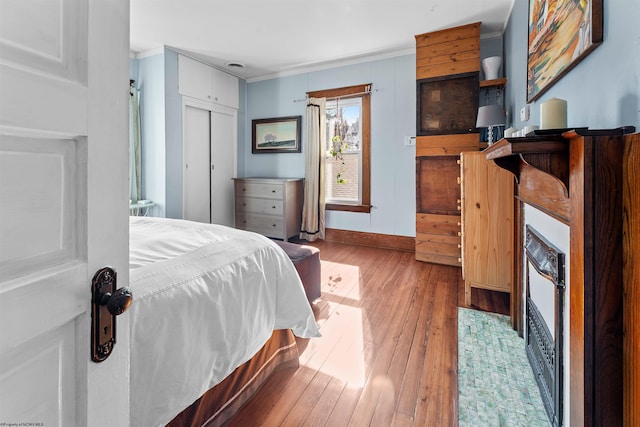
[246,46,416,83]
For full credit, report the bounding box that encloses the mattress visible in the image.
[129,216,320,427]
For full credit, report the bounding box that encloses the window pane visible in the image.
[325,98,362,203]
[326,153,359,202]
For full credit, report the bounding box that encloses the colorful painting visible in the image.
[252,116,301,153]
[527,0,602,102]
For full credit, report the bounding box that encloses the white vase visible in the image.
[482,56,502,80]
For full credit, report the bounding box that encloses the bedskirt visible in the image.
[167,329,299,427]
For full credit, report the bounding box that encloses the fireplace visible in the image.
[484,128,635,426]
[525,223,565,427]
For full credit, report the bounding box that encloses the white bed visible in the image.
[128,216,320,426]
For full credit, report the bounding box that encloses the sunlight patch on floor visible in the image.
[302,302,366,387]
[320,260,360,301]
[299,260,367,388]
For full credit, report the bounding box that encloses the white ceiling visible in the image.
[130,0,515,81]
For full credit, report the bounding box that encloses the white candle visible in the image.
[540,98,567,129]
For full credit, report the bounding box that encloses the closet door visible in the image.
[210,106,237,227]
[182,99,237,226]
[183,104,211,223]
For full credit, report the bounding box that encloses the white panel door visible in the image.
[183,104,211,223]
[0,0,130,426]
[210,106,237,227]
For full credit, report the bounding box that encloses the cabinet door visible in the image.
[461,151,513,303]
[178,55,212,101]
[211,68,239,109]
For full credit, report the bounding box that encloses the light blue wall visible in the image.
[504,0,640,131]
[136,52,166,217]
[163,48,183,219]
[244,55,418,237]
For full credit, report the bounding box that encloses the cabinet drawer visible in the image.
[235,213,284,238]
[236,198,284,215]
[235,182,283,199]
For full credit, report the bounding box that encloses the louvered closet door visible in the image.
[0,0,130,425]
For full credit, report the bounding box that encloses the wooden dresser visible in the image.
[233,177,303,241]
[459,151,513,305]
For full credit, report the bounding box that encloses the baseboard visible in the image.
[324,228,415,252]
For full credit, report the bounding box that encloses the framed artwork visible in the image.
[527,0,602,102]
[252,116,302,153]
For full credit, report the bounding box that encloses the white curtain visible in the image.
[129,84,141,202]
[300,97,326,241]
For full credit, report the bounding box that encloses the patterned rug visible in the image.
[457,307,550,426]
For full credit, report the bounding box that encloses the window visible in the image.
[308,84,371,213]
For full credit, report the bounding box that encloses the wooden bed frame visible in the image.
[167,329,299,426]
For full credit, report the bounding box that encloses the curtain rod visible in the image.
[293,88,378,103]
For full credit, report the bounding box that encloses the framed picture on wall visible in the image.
[252,116,302,153]
[527,0,603,102]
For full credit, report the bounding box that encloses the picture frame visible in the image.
[527,0,602,102]
[252,116,302,153]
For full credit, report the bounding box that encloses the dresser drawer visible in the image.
[235,181,284,199]
[233,177,303,241]
[236,198,284,215]
[235,213,284,238]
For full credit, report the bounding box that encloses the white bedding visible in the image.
[129,216,320,427]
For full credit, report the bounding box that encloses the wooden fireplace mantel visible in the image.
[484,127,639,427]
[485,134,570,222]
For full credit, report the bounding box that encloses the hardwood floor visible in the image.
[228,241,509,427]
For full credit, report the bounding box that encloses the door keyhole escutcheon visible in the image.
[91,267,132,362]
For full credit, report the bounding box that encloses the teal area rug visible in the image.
[458,307,550,426]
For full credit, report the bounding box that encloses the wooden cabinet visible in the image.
[415,22,480,266]
[178,55,239,109]
[233,178,303,241]
[459,151,513,305]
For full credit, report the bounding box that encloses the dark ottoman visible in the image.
[273,240,321,303]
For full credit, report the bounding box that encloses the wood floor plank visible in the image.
[227,241,509,426]
[374,262,433,423]
[393,262,440,418]
[415,267,460,426]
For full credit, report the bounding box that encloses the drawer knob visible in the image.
[272,190,276,193]
[272,224,276,227]
[272,206,276,209]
